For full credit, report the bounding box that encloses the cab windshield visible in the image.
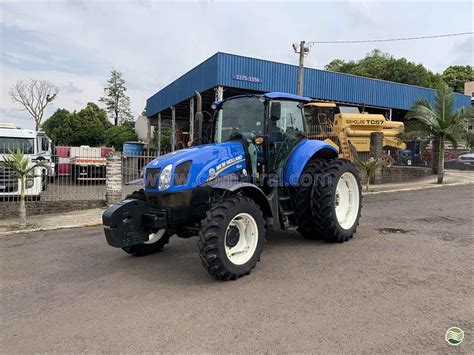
[214,96,264,143]
[0,137,35,154]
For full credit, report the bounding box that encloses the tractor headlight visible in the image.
[159,164,173,191]
[26,178,35,189]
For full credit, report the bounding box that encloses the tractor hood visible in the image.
[144,141,246,193]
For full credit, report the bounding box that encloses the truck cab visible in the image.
[0,124,54,199]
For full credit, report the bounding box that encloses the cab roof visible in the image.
[213,92,311,107]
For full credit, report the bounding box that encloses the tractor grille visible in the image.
[0,167,19,192]
[145,168,161,189]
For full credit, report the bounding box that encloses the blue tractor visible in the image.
[103,92,362,280]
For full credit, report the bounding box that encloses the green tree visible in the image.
[325,49,439,88]
[405,83,473,184]
[71,103,112,146]
[100,69,133,125]
[0,150,45,228]
[354,154,391,191]
[42,103,111,146]
[42,108,74,145]
[442,65,473,93]
[105,125,137,151]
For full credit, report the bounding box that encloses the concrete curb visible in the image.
[363,181,474,195]
[0,221,102,237]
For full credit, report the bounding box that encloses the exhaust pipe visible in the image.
[194,90,203,143]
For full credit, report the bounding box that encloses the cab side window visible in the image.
[275,101,305,133]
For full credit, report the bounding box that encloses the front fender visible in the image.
[283,139,338,186]
[210,179,275,219]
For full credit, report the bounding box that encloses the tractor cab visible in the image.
[211,93,311,183]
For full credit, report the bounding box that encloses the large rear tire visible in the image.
[121,190,171,256]
[295,158,328,237]
[310,159,362,242]
[198,196,265,280]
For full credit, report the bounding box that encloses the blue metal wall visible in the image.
[146,52,471,116]
[216,53,471,110]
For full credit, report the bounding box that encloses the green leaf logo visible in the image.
[445,327,464,345]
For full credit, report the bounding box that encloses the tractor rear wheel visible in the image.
[198,196,265,280]
[295,158,327,237]
[311,159,362,242]
[121,190,171,256]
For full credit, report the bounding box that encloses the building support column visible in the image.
[189,98,194,143]
[146,116,151,155]
[388,108,393,121]
[157,113,161,156]
[370,132,384,185]
[215,86,224,102]
[171,106,176,152]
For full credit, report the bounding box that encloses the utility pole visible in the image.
[292,41,310,96]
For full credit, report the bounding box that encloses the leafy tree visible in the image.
[42,108,74,145]
[100,69,133,125]
[405,83,473,184]
[442,65,473,93]
[0,150,45,228]
[9,79,58,130]
[71,103,112,146]
[325,50,440,88]
[42,103,111,146]
[104,124,137,151]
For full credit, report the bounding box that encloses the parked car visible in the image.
[457,153,474,166]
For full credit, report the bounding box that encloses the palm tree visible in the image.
[354,154,391,191]
[405,83,473,184]
[0,150,44,228]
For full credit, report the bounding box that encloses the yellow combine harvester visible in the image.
[304,102,406,160]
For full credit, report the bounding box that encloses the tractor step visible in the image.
[281,210,295,216]
[278,196,291,201]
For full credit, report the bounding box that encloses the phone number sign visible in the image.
[232,74,263,84]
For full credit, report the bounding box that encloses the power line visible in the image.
[307,32,473,45]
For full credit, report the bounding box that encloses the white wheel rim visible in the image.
[225,213,258,265]
[144,229,166,244]
[335,172,360,230]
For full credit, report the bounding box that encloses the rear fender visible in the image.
[283,139,338,186]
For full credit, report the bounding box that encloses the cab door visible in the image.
[266,100,307,174]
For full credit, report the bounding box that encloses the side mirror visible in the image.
[270,102,281,121]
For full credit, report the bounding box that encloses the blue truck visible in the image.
[103,92,362,280]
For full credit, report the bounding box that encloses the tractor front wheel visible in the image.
[198,196,266,280]
[121,190,171,256]
[122,229,171,256]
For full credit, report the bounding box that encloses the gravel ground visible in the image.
[1,185,472,353]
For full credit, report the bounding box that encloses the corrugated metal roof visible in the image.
[146,52,471,116]
[146,53,219,117]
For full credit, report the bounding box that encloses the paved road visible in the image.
[1,185,472,352]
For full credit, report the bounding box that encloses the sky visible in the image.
[1,0,473,129]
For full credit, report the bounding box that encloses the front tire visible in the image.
[121,190,171,256]
[198,196,266,281]
[122,229,171,256]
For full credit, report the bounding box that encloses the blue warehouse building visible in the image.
[146,52,471,149]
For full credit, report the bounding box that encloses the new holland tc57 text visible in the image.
[103,92,362,280]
